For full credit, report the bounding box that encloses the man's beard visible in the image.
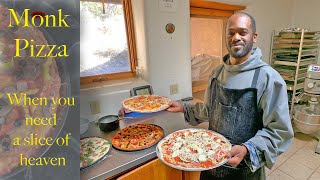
[228,40,253,58]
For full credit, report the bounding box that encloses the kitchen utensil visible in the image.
[98,115,120,132]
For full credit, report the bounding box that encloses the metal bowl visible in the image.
[293,105,320,134]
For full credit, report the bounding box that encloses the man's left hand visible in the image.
[227,145,248,167]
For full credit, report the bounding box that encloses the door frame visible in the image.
[190,0,246,93]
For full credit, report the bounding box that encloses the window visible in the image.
[80,0,137,84]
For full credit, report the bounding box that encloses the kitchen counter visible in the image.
[80,111,209,180]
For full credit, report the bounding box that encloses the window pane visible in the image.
[80,1,130,77]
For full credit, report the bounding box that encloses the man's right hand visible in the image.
[167,101,184,112]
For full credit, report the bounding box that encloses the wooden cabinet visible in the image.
[183,171,200,180]
[117,158,182,180]
[117,158,201,180]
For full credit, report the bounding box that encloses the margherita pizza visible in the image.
[112,124,164,151]
[122,95,171,113]
[157,129,232,171]
[0,4,63,177]
[80,137,111,169]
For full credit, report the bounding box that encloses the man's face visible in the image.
[226,15,257,58]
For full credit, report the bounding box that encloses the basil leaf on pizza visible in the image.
[122,95,171,113]
[157,129,232,171]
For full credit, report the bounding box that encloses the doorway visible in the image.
[189,0,246,102]
[190,17,224,102]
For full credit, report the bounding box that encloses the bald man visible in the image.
[168,13,293,179]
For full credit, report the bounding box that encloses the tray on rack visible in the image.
[286,83,304,91]
[273,43,318,49]
[273,59,316,66]
[273,55,316,62]
[274,38,320,44]
[272,49,318,55]
[279,31,320,39]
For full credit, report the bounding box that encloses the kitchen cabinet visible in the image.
[183,171,201,180]
[117,158,182,180]
[116,158,201,180]
[270,29,320,117]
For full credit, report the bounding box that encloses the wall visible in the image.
[209,0,294,63]
[141,0,192,100]
[131,0,149,81]
[292,0,320,62]
[292,0,320,31]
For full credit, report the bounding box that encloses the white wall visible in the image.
[208,0,294,62]
[140,0,192,100]
[292,0,320,62]
[131,0,149,81]
[292,0,320,31]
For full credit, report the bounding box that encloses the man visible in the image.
[168,12,294,179]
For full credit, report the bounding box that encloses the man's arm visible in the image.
[243,76,294,171]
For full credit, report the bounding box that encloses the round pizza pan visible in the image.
[80,136,112,170]
[121,95,171,113]
[111,124,164,151]
[156,128,232,172]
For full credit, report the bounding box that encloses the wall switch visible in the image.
[90,101,101,115]
[170,84,178,95]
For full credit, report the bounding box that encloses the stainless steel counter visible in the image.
[80,111,209,180]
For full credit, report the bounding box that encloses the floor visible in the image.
[266,133,320,180]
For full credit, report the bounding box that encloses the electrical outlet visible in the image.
[90,101,101,115]
[170,84,178,95]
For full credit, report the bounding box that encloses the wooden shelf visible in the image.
[273,59,316,66]
[287,83,304,91]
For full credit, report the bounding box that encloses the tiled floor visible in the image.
[266,133,320,180]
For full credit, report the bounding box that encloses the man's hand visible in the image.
[166,101,184,112]
[227,145,248,167]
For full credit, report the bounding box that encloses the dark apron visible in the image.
[200,66,264,180]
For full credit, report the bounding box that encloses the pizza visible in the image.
[122,95,171,113]
[112,124,164,151]
[0,4,62,177]
[80,137,111,169]
[157,129,232,171]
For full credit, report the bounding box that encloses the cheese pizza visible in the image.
[157,129,232,171]
[122,95,171,113]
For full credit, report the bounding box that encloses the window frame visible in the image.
[80,0,138,85]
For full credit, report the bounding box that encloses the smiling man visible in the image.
[168,13,294,179]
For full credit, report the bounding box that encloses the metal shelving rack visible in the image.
[270,29,320,118]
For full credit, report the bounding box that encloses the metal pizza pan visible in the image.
[156,128,232,172]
